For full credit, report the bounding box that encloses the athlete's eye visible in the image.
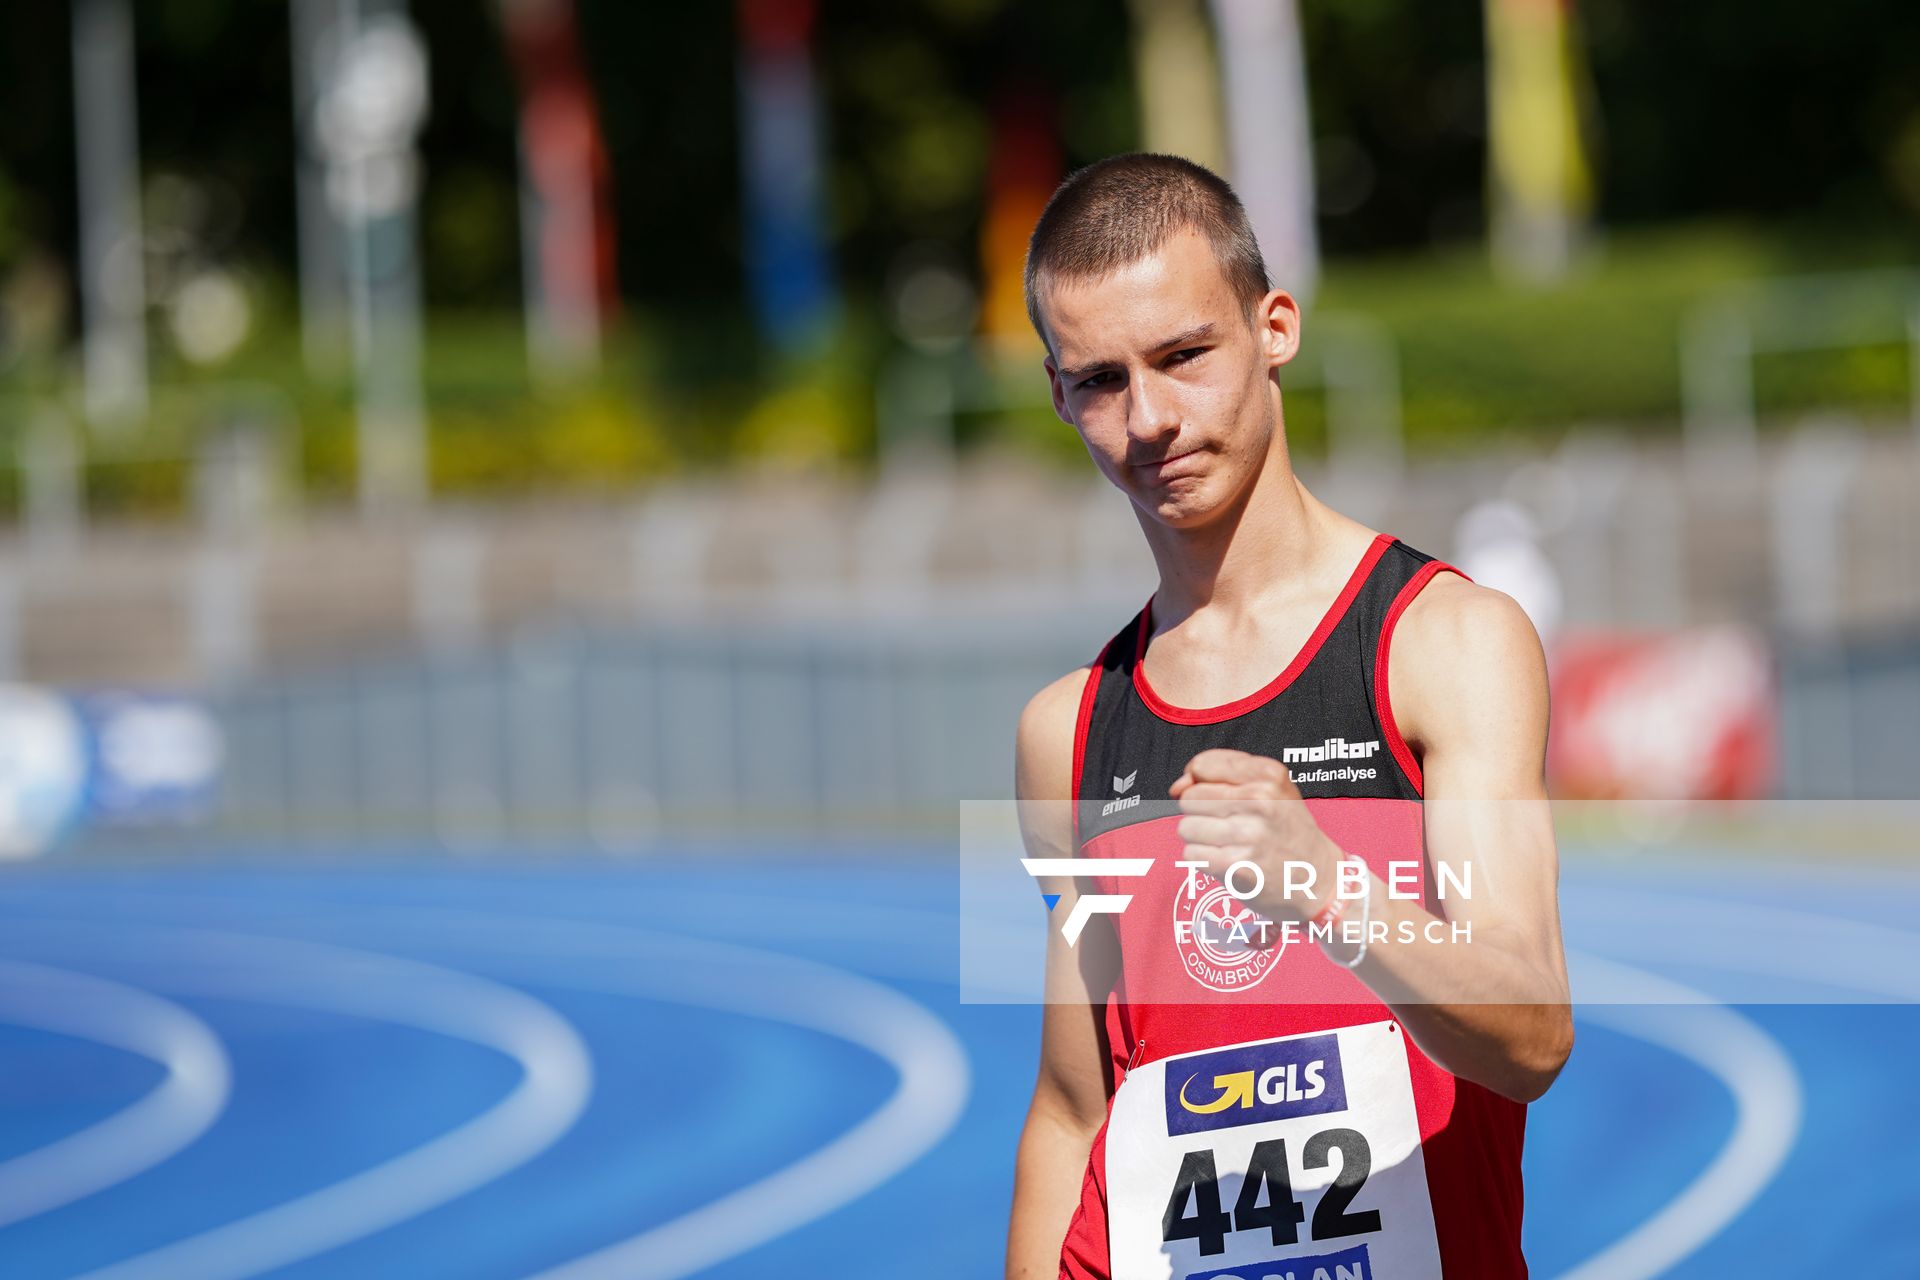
[1169,347,1207,366]
[1078,371,1119,391]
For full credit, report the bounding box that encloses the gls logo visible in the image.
[1165,1034,1348,1136]
[1179,1060,1326,1114]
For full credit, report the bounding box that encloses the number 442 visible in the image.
[1163,1128,1381,1257]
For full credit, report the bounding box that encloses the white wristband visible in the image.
[1331,867,1371,969]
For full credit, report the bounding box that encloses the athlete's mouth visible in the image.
[1135,448,1204,476]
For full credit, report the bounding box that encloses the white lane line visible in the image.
[0,960,230,1229]
[1564,886,1920,1002]
[0,880,1025,989]
[0,924,595,1280]
[473,919,970,1280]
[3,894,973,1280]
[1552,950,1803,1280]
[13,872,1919,1280]
[259,909,973,1280]
[1546,888,1920,1278]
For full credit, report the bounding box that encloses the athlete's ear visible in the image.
[1254,288,1302,371]
[1044,356,1075,426]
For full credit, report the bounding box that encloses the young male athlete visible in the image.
[1005,155,1573,1279]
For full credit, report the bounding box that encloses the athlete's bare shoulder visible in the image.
[1388,573,1549,780]
[1015,666,1091,807]
[1399,570,1538,650]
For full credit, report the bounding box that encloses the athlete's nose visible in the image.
[1125,372,1183,449]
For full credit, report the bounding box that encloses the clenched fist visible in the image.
[1170,748,1347,924]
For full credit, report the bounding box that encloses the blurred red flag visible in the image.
[500,0,617,366]
[1548,628,1777,801]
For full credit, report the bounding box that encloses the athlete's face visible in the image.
[1040,227,1299,528]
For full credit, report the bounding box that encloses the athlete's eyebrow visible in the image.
[1152,321,1218,353]
[1056,323,1220,384]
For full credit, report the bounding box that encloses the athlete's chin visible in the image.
[1131,474,1237,528]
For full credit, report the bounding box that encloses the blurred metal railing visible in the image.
[1776,626,1920,801]
[184,603,1920,852]
[209,609,1110,848]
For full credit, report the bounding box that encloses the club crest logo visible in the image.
[1172,876,1284,992]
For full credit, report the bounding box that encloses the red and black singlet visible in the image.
[1058,533,1528,1280]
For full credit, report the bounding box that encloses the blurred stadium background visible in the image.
[1,1,1918,1276]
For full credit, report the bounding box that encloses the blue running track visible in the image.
[1,849,1917,1278]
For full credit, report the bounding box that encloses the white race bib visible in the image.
[1105,1022,1441,1280]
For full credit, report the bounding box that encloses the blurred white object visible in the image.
[97,701,223,793]
[1210,0,1319,303]
[1680,299,1759,494]
[856,474,953,612]
[886,245,977,355]
[1769,418,1864,638]
[71,0,149,427]
[0,685,89,857]
[631,492,719,611]
[415,521,489,655]
[82,693,226,826]
[316,9,430,515]
[1453,498,1564,640]
[189,547,259,682]
[1551,432,1633,625]
[316,18,429,221]
[291,0,347,371]
[170,270,253,365]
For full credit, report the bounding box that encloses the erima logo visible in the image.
[1281,737,1381,764]
[1164,1034,1348,1135]
[1102,767,1141,817]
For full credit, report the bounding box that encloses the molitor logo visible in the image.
[1174,876,1284,993]
[1164,1034,1348,1137]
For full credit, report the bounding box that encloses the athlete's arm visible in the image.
[1006,670,1121,1280]
[1357,576,1573,1101]
[1173,579,1573,1103]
